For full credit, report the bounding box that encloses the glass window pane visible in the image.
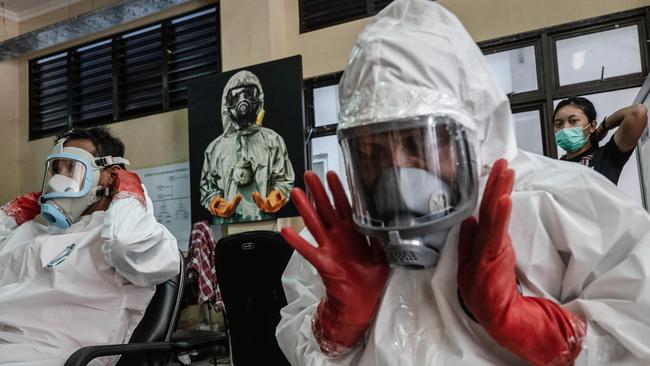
[313,85,340,127]
[311,135,349,197]
[512,110,544,155]
[484,46,538,94]
[556,25,641,86]
[553,87,642,203]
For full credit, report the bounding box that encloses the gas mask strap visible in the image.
[93,156,129,200]
[52,138,66,154]
[93,156,128,198]
[95,186,113,198]
[94,156,130,168]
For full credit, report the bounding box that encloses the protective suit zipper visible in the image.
[47,243,75,268]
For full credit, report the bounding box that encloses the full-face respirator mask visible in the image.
[338,114,478,269]
[225,84,262,129]
[39,139,130,229]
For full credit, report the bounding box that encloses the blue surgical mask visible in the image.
[555,125,589,152]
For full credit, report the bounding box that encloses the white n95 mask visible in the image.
[39,140,130,229]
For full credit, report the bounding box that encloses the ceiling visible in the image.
[0,0,192,61]
[0,0,86,22]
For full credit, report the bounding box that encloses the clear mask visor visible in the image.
[339,115,475,230]
[41,158,89,195]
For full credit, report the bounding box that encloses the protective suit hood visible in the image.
[221,70,265,136]
[338,0,517,172]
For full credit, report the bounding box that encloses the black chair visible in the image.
[65,251,227,366]
[215,230,294,366]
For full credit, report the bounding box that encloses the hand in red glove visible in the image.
[281,171,389,357]
[112,169,145,207]
[1,192,42,225]
[457,159,587,366]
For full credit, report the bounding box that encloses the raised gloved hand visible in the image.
[112,169,145,206]
[252,189,286,213]
[1,192,42,225]
[281,171,389,357]
[209,194,242,218]
[457,159,587,366]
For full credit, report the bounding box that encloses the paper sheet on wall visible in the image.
[136,162,191,251]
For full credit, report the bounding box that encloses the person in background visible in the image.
[554,96,648,184]
[0,126,180,365]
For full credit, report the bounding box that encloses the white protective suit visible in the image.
[276,0,650,365]
[0,188,180,366]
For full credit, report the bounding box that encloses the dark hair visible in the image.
[55,126,125,159]
[553,96,597,123]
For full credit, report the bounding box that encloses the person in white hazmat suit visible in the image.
[0,126,180,365]
[276,0,650,365]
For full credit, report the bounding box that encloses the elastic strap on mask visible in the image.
[92,156,128,199]
[94,156,130,168]
[52,139,66,154]
[95,186,113,198]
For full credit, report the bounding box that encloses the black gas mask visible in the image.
[226,84,262,129]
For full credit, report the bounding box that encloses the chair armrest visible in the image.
[171,330,228,351]
[64,342,173,366]
[65,331,229,366]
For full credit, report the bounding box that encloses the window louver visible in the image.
[369,0,394,13]
[29,52,70,137]
[29,5,221,140]
[72,39,113,125]
[168,7,220,108]
[299,0,394,33]
[117,25,163,117]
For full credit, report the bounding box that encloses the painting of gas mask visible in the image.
[226,84,262,129]
[188,56,306,224]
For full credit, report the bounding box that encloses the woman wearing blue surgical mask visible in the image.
[553,96,647,184]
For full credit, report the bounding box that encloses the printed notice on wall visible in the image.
[136,162,191,251]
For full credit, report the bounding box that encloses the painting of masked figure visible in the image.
[188,56,305,224]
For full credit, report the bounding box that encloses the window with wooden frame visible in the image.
[481,6,649,204]
[303,72,349,193]
[303,6,650,203]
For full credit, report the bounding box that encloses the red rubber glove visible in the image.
[1,192,42,225]
[457,159,586,366]
[281,171,389,357]
[112,169,145,207]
